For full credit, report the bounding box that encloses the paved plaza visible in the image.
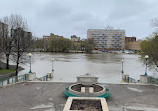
[0,82,158,111]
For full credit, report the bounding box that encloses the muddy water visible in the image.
[18,52,157,83]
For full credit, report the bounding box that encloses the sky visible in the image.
[0,0,158,39]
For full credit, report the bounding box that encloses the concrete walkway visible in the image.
[0,82,158,111]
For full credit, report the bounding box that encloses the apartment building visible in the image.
[87,27,125,50]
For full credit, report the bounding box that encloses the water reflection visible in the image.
[86,54,123,64]
[18,52,157,83]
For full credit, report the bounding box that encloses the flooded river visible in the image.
[18,53,157,83]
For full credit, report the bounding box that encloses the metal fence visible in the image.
[128,77,136,83]
[38,73,53,81]
[122,74,136,83]
[0,75,26,87]
[148,76,158,85]
[39,75,49,81]
[0,73,53,87]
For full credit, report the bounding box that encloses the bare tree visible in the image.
[10,15,32,75]
[1,14,32,75]
[151,17,158,27]
[0,35,3,69]
[0,18,13,69]
[151,17,158,34]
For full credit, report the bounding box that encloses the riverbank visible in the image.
[0,82,157,111]
[0,69,16,79]
[0,61,24,79]
[0,69,15,75]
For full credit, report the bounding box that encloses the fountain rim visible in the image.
[69,83,106,94]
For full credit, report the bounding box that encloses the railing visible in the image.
[0,75,26,87]
[39,75,49,81]
[148,76,158,85]
[0,72,53,87]
[128,77,136,83]
[38,73,53,81]
[122,74,136,83]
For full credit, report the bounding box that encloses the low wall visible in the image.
[140,75,158,85]
[77,76,98,85]
[25,73,36,81]
[63,97,109,111]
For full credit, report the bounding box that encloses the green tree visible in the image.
[139,34,158,72]
[71,42,81,52]
[50,38,72,52]
[31,38,44,51]
[84,38,95,53]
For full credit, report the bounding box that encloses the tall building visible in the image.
[0,22,8,50]
[12,27,32,43]
[12,27,32,38]
[0,21,8,38]
[87,27,125,50]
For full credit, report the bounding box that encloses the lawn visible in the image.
[0,69,15,75]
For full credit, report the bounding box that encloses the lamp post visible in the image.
[121,60,124,75]
[144,55,149,76]
[28,53,32,73]
[52,58,54,72]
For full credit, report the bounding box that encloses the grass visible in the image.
[0,69,15,75]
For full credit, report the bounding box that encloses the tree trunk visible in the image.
[6,54,9,69]
[0,61,2,69]
[15,57,20,76]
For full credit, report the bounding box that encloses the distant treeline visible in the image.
[31,37,95,53]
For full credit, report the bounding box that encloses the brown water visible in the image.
[18,52,157,83]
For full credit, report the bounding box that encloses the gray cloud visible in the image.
[0,0,158,39]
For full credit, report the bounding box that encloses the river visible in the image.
[18,52,157,83]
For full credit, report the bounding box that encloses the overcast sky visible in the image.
[1,0,158,39]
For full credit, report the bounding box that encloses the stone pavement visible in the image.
[0,82,158,111]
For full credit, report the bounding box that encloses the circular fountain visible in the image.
[64,74,110,99]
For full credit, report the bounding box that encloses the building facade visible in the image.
[125,41,141,51]
[71,35,80,42]
[0,22,8,38]
[0,22,8,51]
[125,36,141,51]
[43,33,63,40]
[43,33,64,51]
[12,27,32,38]
[12,27,32,47]
[87,27,125,50]
[125,36,136,43]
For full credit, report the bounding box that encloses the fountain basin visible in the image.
[64,83,110,99]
